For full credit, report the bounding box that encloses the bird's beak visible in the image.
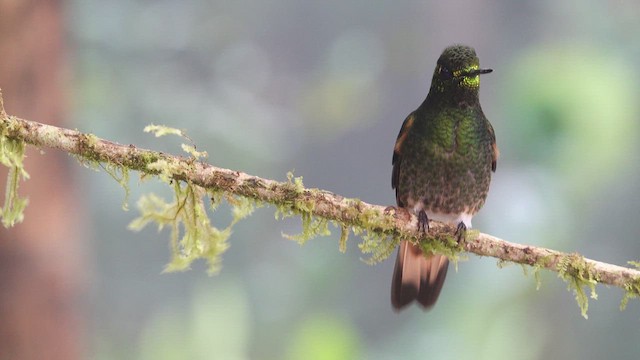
[467,68,493,77]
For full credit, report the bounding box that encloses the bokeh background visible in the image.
[2,0,640,359]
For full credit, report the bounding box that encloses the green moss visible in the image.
[74,133,102,163]
[627,260,640,269]
[129,179,256,275]
[556,253,598,319]
[129,181,231,275]
[275,172,335,245]
[287,171,305,192]
[83,133,100,147]
[620,276,640,310]
[619,261,640,310]
[147,158,182,182]
[530,264,543,291]
[144,124,185,138]
[226,194,262,224]
[103,163,130,210]
[0,136,29,227]
[283,215,331,244]
[345,203,398,263]
[338,224,349,253]
[511,255,553,291]
[356,226,396,265]
[180,144,207,160]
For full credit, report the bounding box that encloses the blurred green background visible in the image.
[65,1,640,359]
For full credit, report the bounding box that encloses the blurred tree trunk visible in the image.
[0,1,84,359]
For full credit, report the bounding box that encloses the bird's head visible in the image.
[430,45,492,96]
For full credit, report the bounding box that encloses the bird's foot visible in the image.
[417,210,430,233]
[454,221,467,243]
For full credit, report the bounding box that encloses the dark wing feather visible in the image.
[487,120,498,172]
[392,112,416,206]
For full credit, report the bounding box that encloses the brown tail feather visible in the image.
[391,241,449,310]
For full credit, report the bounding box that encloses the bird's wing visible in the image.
[392,112,416,206]
[487,120,499,172]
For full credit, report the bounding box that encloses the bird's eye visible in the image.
[440,66,453,80]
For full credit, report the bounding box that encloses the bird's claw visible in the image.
[454,221,467,243]
[417,210,429,233]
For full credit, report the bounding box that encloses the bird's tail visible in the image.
[391,240,449,310]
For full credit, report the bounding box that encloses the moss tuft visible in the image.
[276,172,337,245]
[620,277,640,310]
[180,144,208,160]
[0,136,29,227]
[286,171,305,193]
[283,215,331,244]
[338,224,349,253]
[129,182,231,274]
[556,253,598,318]
[103,163,131,210]
[357,226,396,265]
[226,193,261,224]
[627,260,640,269]
[144,124,185,138]
[620,264,640,310]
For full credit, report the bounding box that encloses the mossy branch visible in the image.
[0,90,639,317]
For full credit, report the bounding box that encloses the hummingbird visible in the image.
[391,45,498,310]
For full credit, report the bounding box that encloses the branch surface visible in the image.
[1,91,639,305]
